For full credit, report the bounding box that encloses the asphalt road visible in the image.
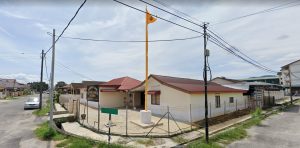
[0,95,54,148]
[228,103,300,148]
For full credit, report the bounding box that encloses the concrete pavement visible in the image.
[228,103,300,148]
[0,95,54,148]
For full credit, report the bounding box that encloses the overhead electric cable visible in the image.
[153,0,203,24]
[208,36,277,73]
[44,0,87,55]
[46,32,203,42]
[207,29,276,72]
[212,1,300,25]
[138,0,204,28]
[56,61,94,81]
[112,0,203,34]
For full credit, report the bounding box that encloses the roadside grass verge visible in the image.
[33,100,50,116]
[35,122,66,141]
[35,121,127,148]
[188,108,263,148]
[188,101,300,148]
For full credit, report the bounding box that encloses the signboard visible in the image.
[87,85,99,102]
[101,107,118,115]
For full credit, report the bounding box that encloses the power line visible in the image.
[138,0,204,28]
[212,1,300,25]
[46,32,203,43]
[209,36,276,73]
[153,0,204,24]
[116,0,276,73]
[207,29,276,72]
[44,0,87,55]
[56,60,94,81]
[112,0,203,34]
[208,35,277,73]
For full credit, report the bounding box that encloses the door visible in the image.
[140,91,145,109]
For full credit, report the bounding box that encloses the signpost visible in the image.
[101,107,118,144]
[86,85,99,123]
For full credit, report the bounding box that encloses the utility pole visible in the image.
[49,29,55,127]
[289,66,293,104]
[39,50,44,109]
[203,23,209,144]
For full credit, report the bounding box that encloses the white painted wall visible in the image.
[190,93,246,122]
[99,90,126,108]
[290,61,300,86]
[263,90,284,100]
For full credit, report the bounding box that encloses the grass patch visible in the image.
[34,122,66,141]
[136,139,155,146]
[188,138,222,148]
[33,100,50,116]
[187,114,263,147]
[35,121,127,148]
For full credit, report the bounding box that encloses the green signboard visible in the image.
[101,107,118,115]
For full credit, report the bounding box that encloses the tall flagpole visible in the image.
[145,8,149,111]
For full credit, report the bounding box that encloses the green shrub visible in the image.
[251,108,262,118]
[43,127,56,140]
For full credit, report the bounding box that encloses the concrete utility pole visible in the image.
[203,23,209,144]
[39,50,44,109]
[49,29,56,126]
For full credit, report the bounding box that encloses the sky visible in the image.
[0,0,300,84]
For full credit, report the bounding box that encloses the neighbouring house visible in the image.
[240,75,280,85]
[57,84,73,94]
[130,74,247,122]
[70,83,83,95]
[212,77,284,108]
[279,59,300,96]
[99,76,141,108]
[0,79,29,99]
[211,77,244,85]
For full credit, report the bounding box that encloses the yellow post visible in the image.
[144,7,156,111]
[145,10,149,111]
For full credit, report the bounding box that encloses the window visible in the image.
[151,94,160,105]
[229,97,234,103]
[215,95,221,108]
[81,93,83,99]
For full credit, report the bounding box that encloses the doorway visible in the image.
[140,91,145,109]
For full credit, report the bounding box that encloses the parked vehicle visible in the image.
[24,97,40,109]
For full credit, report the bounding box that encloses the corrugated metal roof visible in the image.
[132,74,246,94]
[100,76,141,91]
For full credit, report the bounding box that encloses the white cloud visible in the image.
[0,9,31,20]
[0,73,40,83]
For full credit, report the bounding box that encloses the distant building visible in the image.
[0,79,29,99]
[279,59,300,95]
[239,75,280,85]
[211,77,284,109]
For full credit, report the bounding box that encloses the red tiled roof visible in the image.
[133,74,246,94]
[100,76,141,91]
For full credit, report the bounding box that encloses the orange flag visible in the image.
[146,9,157,25]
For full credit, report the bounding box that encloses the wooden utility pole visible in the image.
[203,23,209,143]
[39,50,44,109]
[49,29,55,127]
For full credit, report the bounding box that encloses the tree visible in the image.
[28,82,48,92]
[55,81,66,90]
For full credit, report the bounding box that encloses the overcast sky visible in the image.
[1,0,300,84]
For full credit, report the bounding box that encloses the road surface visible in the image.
[228,103,300,148]
[0,95,54,148]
